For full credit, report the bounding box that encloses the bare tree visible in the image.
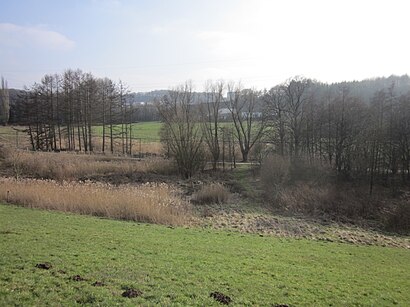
[200,80,225,170]
[157,82,204,178]
[281,76,311,158]
[227,83,266,162]
[0,76,10,126]
[263,86,287,156]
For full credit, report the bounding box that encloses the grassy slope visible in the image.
[1,204,409,306]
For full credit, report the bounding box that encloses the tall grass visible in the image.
[1,148,175,181]
[193,183,231,204]
[0,178,190,225]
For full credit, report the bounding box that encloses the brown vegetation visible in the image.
[0,178,190,225]
[193,183,231,204]
[261,154,410,233]
[0,148,175,181]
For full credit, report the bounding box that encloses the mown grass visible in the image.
[1,204,409,306]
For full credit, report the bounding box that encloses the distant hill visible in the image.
[320,75,410,103]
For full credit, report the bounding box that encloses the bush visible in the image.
[260,154,290,199]
[275,183,371,218]
[193,183,230,204]
[384,201,410,234]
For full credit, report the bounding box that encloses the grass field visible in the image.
[91,121,238,141]
[1,204,409,306]
[92,121,162,141]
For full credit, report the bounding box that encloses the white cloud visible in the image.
[0,23,75,51]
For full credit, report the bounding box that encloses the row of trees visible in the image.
[3,70,410,183]
[157,81,266,177]
[14,70,135,153]
[264,78,410,185]
[158,77,410,184]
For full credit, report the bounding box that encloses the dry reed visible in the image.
[0,177,190,225]
[1,149,175,181]
[193,183,231,204]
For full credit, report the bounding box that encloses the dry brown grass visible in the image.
[0,177,190,225]
[1,148,175,181]
[193,183,231,204]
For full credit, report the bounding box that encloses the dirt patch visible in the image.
[122,288,143,298]
[35,262,52,270]
[92,281,105,287]
[210,291,231,305]
[200,210,410,249]
[70,275,85,281]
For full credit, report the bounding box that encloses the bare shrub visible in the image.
[193,183,230,204]
[275,183,329,214]
[1,149,175,181]
[275,183,384,219]
[260,154,290,199]
[0,178,190,225]
[287,157,333,184]
[384,198,410,234]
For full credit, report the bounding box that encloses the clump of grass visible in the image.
[0,178,190,225]
[193,183,230,204]
[1,148,175,181]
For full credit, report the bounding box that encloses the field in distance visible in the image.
[1,204,409,306]
[92,121,162,141]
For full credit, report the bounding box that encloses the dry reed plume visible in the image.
[0,178,190,225]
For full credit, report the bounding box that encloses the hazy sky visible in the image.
[1,0,409,91]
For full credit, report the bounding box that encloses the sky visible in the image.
[1,0,409,92]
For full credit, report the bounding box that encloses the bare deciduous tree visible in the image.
[157,82,204,178]
[281,76,311,158]
[227,83,266,162]
[199,80,225,170]
[263,86,287,156]
[0,76,10,126]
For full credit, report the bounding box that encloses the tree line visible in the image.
[11,69,136,154]
[2,70,410,184]
[158,77,410,184]
[264,77,410,188]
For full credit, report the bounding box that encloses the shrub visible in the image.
[260,154,290,199]
[193,183,230,204]
[384,200,410,234]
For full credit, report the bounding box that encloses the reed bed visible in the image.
[0,178,190,225]
[1,148,175,181]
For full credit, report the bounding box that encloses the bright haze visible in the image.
[1,0,409,91]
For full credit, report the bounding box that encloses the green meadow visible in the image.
[1,204,409,306]
[92,121,162,141]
